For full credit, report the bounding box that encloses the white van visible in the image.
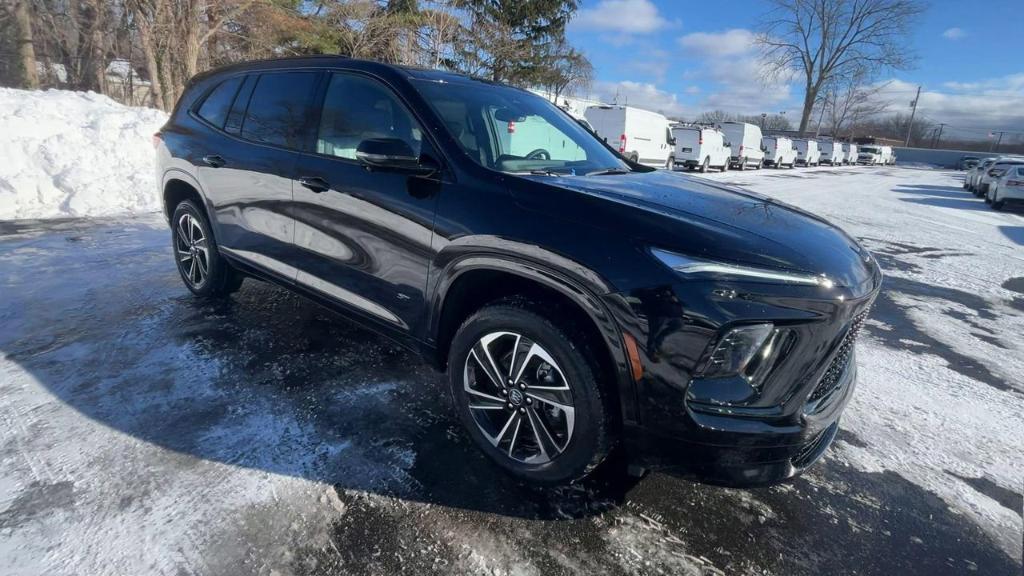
[584,105,674,168]
[672,125,731,172]
[794,139,821,166]
[720,122,765,170]
[763,136,797,168]
[843,143,857,165]
[819,141,838,165]
[857,145,894,165]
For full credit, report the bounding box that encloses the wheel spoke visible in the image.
[468,348,504,392]
[188,258,197,283]
[524,406,562,461]
[177,218,190,244]
[507,416,522,456]
[513,342,569,390]
[486,412,519,447]
[196,251,208,279]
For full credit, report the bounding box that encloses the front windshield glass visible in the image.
[414,79,628,175]
[860,146,880,154]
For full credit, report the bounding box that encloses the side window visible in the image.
[224,75,256,135]
[316,73,423,160]
[196,76,243,129]
[241,72,318,149]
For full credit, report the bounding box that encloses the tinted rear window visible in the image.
[196,77,243,128]
[241,72,318,149]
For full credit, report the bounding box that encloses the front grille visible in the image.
[807,309,869,403]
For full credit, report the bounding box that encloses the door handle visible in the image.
[299,176,330,193]
[202,155,225,168]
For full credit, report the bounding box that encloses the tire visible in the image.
[666,156,675,171]
[629,152,639,163]
[171,200,243,297]
[773,158,782,169]
[991,188,1004,211]
[699,157,709,173]
[984,187,992,203]
[721,159,729,172]
[756,158,764,170]
[448,299,614,485]
[738,157,747,171]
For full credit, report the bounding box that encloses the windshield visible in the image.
[414,79,628,175]
[860,146,880,154]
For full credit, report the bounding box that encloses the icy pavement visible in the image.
[1,166,1021,575]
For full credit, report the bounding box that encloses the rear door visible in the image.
[290,71,440,335]
[196,70,320,280]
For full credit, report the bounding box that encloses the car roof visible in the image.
[191,56,507,89]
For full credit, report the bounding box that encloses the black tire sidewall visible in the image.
[448,304,610,485]
[171,200,232,297]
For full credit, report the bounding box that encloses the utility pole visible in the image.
[990,131,1005,152]
[904,85,921,147]
[932,123,946,148]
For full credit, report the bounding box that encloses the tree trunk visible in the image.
[14,0,39,89]
[798,84,817,134]
[134,8,166,110]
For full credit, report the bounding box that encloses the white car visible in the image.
[967,158,999,193]
[794,139,821,166]
[986,165,1024,211]
[979,158,1024,197]
[763,136,796,168]
[720,122,765,170]
[672,125,731,172]
[584,105,674,168]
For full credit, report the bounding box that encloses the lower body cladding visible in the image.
[605,278,879,486]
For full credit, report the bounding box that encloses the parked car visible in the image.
[986,165,1024,211]
[720,121,765,170]
[794,139,821,167]
[967,158,999,193]
[672,125,731,172]
[819,141,838,165]
[979,158,1024,197]
[763,136,797,168]
[843,143,858,165]
[958,156,981,171]
[155,57,882,487]
[856,145,893,165]
[584,105,674,168]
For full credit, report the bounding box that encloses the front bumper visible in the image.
[604,266,880,486]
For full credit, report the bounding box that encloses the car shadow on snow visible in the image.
[0,218,1021,575]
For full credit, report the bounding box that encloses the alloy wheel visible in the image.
[462,331,575,464]
[175,213,209,287]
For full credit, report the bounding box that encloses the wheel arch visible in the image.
[162,170,207,221]
[428,254,636,423]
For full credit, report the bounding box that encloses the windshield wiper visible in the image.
[585,168,631,176]
[529,169,560,176]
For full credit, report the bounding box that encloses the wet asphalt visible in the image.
[0,215,1020,576]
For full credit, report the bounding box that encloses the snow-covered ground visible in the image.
[698,165,1024,559]
[0,88,167,220]
[0,90,1021,575]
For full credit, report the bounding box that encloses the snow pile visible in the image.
[0,88,168,220]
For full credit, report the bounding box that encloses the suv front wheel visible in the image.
[448,300,614,484]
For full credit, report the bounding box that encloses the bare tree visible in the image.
[756,0,924,132]
[541,41,592,102]
[823,71,891,138]
[696,110,734,125]
[12,0,40,88]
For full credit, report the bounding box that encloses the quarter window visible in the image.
[241,72,318,149]
[316,73,423,160]
[196,76,243,129]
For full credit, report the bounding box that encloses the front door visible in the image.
[291,71,440,335]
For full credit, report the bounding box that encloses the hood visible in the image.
[515,170,877,291]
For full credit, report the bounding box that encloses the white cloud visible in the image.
[591,80,689,117]
[572,0,674,34]
[677,28,757,57]
[870,76,1024,139]
[942,27,966,40]
[675,28,797,116]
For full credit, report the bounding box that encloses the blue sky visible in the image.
[567,0,1024,140]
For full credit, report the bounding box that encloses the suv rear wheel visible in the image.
[171,200,243,297]
[448,300,613,484]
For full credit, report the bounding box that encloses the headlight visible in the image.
[651,248,834,288]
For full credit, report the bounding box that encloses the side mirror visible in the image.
[356,138,437,175]
[668,137,677,146]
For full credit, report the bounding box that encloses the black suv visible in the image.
[156,57,881,486]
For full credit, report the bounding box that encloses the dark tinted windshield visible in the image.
[414,80,627,175]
